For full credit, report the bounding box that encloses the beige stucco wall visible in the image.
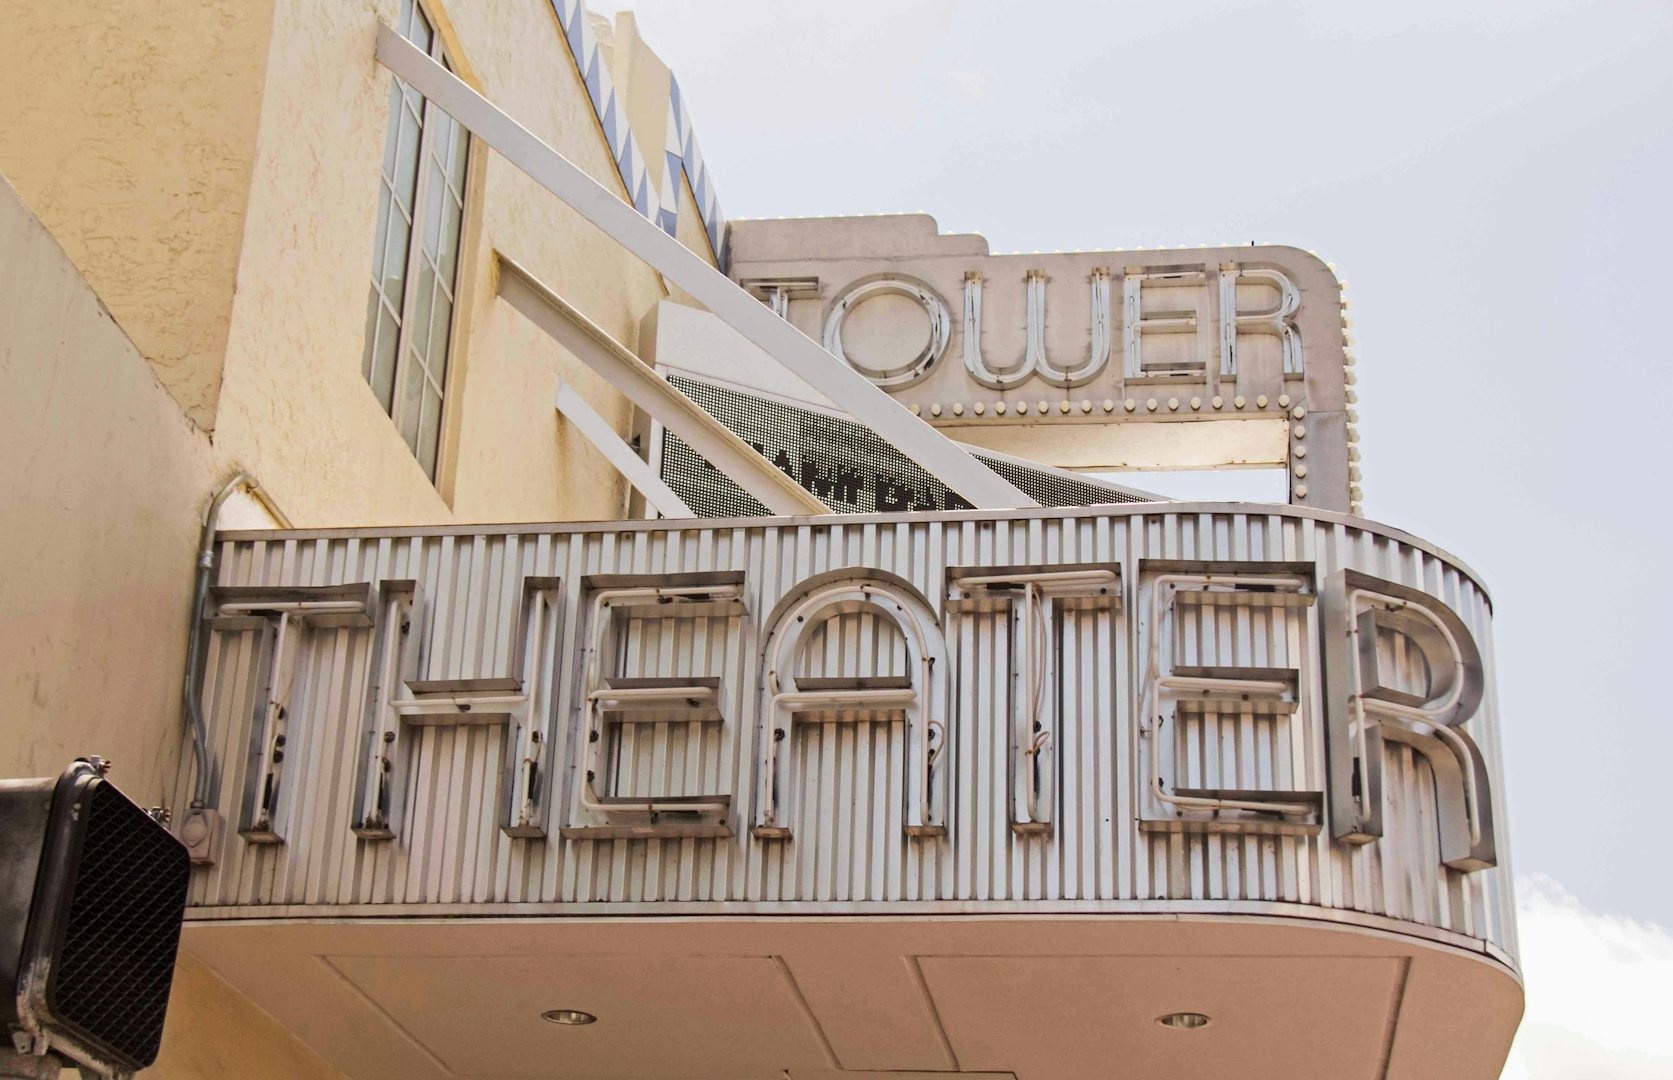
[0,175,342,1077]
[0,174,215,805]
[0,0,712,531]
[441,0,667,523]
[207,0,674,528]
[0,0,277,431]
[674,170,721,269]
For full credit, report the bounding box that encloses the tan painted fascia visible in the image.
[675,167,720,269]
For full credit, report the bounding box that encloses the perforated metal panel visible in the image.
[50,781,190,1067]
[661,373,1151,517]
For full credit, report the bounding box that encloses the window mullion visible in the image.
[392,92,442,438]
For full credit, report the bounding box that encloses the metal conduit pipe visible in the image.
[1017,588,1043,825]
[182,472,250,808]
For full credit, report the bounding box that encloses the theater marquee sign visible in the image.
[731,216,1361,514]
[204,528,1496,878]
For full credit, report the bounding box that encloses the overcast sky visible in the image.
[586,1,1671,1073]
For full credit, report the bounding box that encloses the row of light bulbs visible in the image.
[1341,283,1363,515]
[908,392,1305,419]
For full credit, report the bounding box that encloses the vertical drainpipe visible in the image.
[181,473,249,809]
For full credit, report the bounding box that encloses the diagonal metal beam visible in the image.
[554,380,694,519]
[375,23,1036,511]
[499,258,827,516]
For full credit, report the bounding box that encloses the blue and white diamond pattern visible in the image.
[549,0,728,264]
[662,75,727,261]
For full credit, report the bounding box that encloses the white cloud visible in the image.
[1501,875,1673,1079]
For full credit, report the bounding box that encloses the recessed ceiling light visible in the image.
[1156,1012,1211,1029]
[541,1009,597,1026]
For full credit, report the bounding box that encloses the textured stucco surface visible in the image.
[208,0,672,527]
[441,0,666,523]
[675,168,721,269]
[0,162,329,1080]
[0,175,215,806]
[0,0,277,431]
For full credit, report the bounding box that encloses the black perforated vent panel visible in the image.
[50,781,190,1067]
[661,374,1151,517]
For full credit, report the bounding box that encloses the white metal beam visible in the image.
[499,258,827,516]
[374,23,1035,511]
[554,380,694,519]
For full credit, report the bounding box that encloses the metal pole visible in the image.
[374,23,1035,511]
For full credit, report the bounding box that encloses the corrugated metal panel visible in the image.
[177,507,1515,962]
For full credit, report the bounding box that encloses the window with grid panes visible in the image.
[362,0,470,480]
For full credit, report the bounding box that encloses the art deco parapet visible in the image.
[174,503,1514,973]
